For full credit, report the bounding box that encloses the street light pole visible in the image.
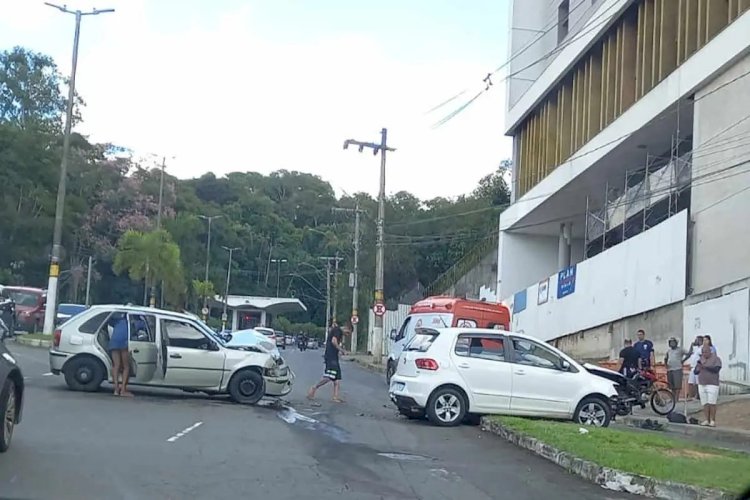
[221,246,240,331]
[343,129,395,363]
[270,258,288,297]
[42,3,114,334]
[198,214,223,319]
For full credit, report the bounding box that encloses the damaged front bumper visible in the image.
[264,364,294,397]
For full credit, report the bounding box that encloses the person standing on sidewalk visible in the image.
[634,329,655,369]
[695,344,722,427]
[664,337,687,397]
[686,335,704,400]
[308,319,347,403]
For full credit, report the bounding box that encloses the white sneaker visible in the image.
[700,420,710,426]
[709,421,716,427]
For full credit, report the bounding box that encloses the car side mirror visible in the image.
[390,329,397,340]
[560,360,571,371]
[209,341,221,351]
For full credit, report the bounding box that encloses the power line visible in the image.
[432,1,621,127]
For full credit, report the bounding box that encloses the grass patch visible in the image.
[490,416,750,494]
[19,333,53,341]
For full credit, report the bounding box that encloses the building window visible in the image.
[558,0,570,44]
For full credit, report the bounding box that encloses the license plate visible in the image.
[393,382,405,392]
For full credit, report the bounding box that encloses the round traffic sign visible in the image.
[351,315,359,325]
[201,307,209,316]
[373,303,386,316]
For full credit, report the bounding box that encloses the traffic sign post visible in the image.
[373,303,386,317]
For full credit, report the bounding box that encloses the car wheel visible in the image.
[0,379,17,453]
[426,387,466,427]
[386,361,395,385]
[228,369,266,405]
[63,357,104,392]
[574,396,612,427]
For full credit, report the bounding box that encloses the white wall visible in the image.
[497,231,559,299]
[508,210,688,341]
[690,53,750,295]
[507,0,609,110]
[683,289,750,385]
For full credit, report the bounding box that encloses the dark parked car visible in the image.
[56,304,88,326]
[1,286,46,333]
[0,337,24,452]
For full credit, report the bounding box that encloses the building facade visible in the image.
[498,0,750,388]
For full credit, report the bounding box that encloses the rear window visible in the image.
[404,330,439,352]
[78,312,111,334]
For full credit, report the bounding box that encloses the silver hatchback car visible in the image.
[49,305,294,404]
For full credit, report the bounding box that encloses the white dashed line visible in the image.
[43,372,53,376]
[166,421,203,443]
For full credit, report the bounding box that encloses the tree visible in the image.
[0,46,82,132]
[113,230,185,305]
[191,279,216,310]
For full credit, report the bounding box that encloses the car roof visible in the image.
[85,304,199,322]
[417,326,532,339]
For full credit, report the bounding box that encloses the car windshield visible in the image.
[8,291,40,306]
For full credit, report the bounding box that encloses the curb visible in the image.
[480,417,734,500]
[347,356,386,375]
[621,415,750,446]
[13,336,52,348]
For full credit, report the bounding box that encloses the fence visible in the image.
[367,303,410,357]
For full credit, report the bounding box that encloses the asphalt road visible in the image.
[0,343,636,500]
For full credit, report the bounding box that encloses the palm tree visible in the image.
[191,279,216,311]
[113,229,185,306]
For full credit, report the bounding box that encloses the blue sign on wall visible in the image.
[557,265,577,299]
[513,289,527,314]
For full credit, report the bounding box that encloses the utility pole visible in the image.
[149,157,165,307]
[332,203,364,352]
[332,252,340,322]
[85,256,93,307]
[221,247,240,331]
[198,214,223,320]
[343,129,395,363]
[42,2,115,334]
[271,258,288,297]
[322,257,332,332]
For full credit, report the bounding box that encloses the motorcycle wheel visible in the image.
[650,388,676,416]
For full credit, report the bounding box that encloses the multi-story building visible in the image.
[498,0,750,389]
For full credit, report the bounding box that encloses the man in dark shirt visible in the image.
[633,329,655,369]
[308,320,347,402]
[619,339,640,377]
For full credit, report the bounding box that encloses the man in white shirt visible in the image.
[686,335,704,400]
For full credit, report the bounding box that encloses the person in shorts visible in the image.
[664,337,687,396]
[307,320,347,403]
[108,312,133,397]
[695,344,722,427]
[686,335,704,400]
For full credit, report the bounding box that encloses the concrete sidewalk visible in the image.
[344,354,387,375]
[620,394,750,454]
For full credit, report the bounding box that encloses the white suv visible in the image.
[389,328,618,427]
[49,305,293,404]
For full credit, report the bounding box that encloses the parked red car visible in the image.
[1,287,46,333]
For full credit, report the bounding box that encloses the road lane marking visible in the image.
[166,421,203,443]
[43,372,53,376]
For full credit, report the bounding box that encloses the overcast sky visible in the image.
[0,0,512,200]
